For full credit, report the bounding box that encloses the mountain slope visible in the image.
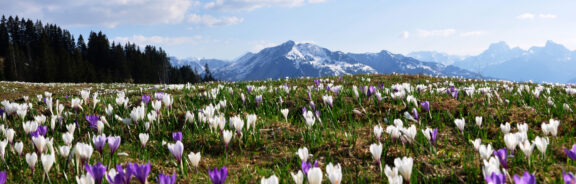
[215,41,482,81]
[408,51,464,65]
[215,41,376,81]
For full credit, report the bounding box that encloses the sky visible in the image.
[1,0,575,60]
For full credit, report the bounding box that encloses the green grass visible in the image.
[0,74,575,183]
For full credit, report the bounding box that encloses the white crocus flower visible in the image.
[260,175,279,184]
[291,170,304,184]
[454,118,465,133]
[500,122,511,134]
[475,116,482,127]
[307,167,323,184]
[533,136,549,156]
[394,157,413,182]
[384,165,403,184]
[326,162,342,184]
[296,147,310,162]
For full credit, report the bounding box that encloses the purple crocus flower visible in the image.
[0,108,4,116]
[86,115,100,130]
[494,148,508,169]
[172,132,182,142]
[367,86,376,97]
[301,161,312,175]
[430,128,438,146]
[31,126,47,137]
[93,135,107,154]
[565,144,576,162]
[485,172,506,184]
[209,166,228,184]
[421,101,430,112]
[314,79,320,87]
[310,101,316,111]
[513,171,535,184]
[412,108,419,120]
[0,171,5,184]
[108,136,121,156]
[255,96,263,107]
[315,110,321,120]
[157,172,177,184]
[85,162,107,184]
[142,95,151,105]
[130,162,151,184]
[107,165,128,184]
[246,86,253,94]
[563,171,576,184]
[301,107,307,115]
[154,92,164,99]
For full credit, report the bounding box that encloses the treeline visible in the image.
[0,15,212,83]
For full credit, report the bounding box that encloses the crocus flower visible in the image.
[141,95,151,105]
[255,95,263,107]
[157,172,177,184]
[130,162,151,184]
[291,170,304,184]
[209,166,228,184]
[394,157,413,182]
[0,171,5,184]
[563,171,576,184]
[86,115,100,130]
[454,118,465,134]
[261,174,279,184]
[167,141,184,163]
[564,144,576,162]
[307,167,323,184]
[485,172,506,184]
[26,153,37,171]
[172,132,182,142]
[494,148,508,169]
[326,162,342,184]
[411,108,419,120]
[301,161,312,175]
[108,136,121,156]
[420,101,430,112]
[93,134,107,155]
[296,147,310,162]
[370,143,383,170]
[513,171,535,184]
[188,152,201,168]
[139,133,149,148]
[107,164,133,184]
[85,162,107,184]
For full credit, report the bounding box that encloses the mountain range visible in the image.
[171,41,483,81]
[409,41,576,83]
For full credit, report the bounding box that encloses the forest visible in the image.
[0,15,211,84]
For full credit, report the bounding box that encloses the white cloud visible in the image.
[415,29,456,38]
[113,35,203,47]
[308,0,326,3]
[459,31,485,37]
[402,31,410,39]
[403,29,484,38]
[187,14,244,27]
[0,0,195,27]
[251,40,280,52]
[516,13,535,20]
[204,0,323,12]
[539,13,557,19]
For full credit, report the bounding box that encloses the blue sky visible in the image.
[1,0,574,60]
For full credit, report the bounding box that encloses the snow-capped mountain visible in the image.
[214,41,482,81]
[411,40,576,83]
[452,41,526,73]
[169,57,230,74]
[408,51,464,66]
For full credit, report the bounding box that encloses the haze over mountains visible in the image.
[409,41,576,83]
[171,41,482,81]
